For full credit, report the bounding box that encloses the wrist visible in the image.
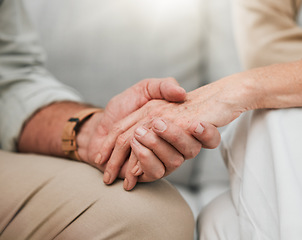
[221,71,263,112]
[18,102,91,157]
[76,110,106,162]
[62,108,104,161]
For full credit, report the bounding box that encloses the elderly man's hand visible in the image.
[76,77,188,175]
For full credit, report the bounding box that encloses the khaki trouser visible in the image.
[0,150,194,240]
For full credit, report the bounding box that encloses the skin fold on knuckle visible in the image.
[169,132,180,143]
[155,167,165,179]
[136,150,149,161]
[188,144,202,159]
[107,161,121,174]
[136,153,165,180]
[146,167,165,181]
[101,140,114,155]
[111,123,123,135]
[146,136,158,149]
[171,155,184,169]
[116,134,129,149]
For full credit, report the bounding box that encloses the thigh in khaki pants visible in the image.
[0,150,194,240]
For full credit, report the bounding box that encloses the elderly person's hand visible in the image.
[123,119,220,190]
[18,77,190,178]
[76,78,188,173]
[99,73,249,189]
[101,60,302,190]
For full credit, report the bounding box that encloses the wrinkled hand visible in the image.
[76,77,186,176]
[100,77,246,189]
[123,119,220,190]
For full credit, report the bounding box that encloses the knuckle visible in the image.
[153,168,165,179]
[102,141,113,153]
[116,134,128,148]
[169,134,180,143]
[171,156,184,168]
[189,145,202,158]
[107,162,120,172]
[148,137,158,149]
[174,118,188,129]
[144,168,165,181]
[111,124,123,135]
[137,150,149,160]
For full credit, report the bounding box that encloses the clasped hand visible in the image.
[78,77,227,190]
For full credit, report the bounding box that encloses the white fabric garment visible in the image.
[198,109,302,240]
[198,0,302,237]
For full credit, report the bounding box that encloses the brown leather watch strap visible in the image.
[62,108,103,161]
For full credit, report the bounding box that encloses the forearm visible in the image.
[18,101,94,157]
[181,60,302,129]
[221,60,302,112]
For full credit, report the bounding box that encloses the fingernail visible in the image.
[123,178,129,190]
[135,127,147,137]
[177,86,186,94]
[103,171,111,184]
[94,153,102,164]
[131,165,140,174]
[153,119,167,132]
[195,123,204,134]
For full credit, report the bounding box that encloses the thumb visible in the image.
[188,121,221,149]
[144,77,186,102]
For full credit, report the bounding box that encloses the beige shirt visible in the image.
[233,0,302,69]
[0,0,82,151]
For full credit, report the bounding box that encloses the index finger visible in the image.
[103,120,153,185]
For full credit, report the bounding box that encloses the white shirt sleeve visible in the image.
[0,0,83,151]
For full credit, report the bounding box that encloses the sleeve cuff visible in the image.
[0,73,83,151]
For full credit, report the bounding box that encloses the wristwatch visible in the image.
[62,108,103,161]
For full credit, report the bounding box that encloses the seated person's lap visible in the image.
[0,150,194,240]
